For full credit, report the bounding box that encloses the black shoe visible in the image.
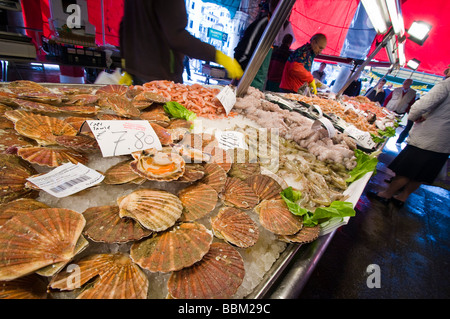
[391,197,405,207]
[367,190,390,205]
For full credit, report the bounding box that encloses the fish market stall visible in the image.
[0,80,381,299]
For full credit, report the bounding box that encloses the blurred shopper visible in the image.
[312,62,327,84]
[368,77,450,207]
[265,33,293,92]
[343,79,362,97]
[279,33,327,94]
[383,78,416,115]
[120,0,242,84]
[365,78,387,105]
[233,0,279,90]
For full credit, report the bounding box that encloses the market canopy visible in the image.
[19,0,448,77]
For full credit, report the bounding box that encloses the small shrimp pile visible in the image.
[341,95,392,119]
[284,94,379,135]
[134,80,235,119]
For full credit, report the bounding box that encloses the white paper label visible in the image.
[84,120,162,157]
[215,130,247,150]
[216,86,236,115]
[344,125,377,149]
[26,162,104,198]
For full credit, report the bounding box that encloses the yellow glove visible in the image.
[119,71,133,86]
[215,50,243,79]
[309,79,317,94]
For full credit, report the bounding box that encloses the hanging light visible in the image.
[361,0,389,34]
[407,59,420,70]
[386,0,405,36]
[407,21,432,45]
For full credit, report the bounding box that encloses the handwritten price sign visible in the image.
[84,120,162,157]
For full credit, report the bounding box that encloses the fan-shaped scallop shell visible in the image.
[0,129,36,152]
[130,222,213,273]
[245,174,282,201]
[0,198,49,227]
[201,163,227,193]
[49,253,149,299]
[63,94,99,105]
[221,177,259,209]
[227,149,260,180]
[279,225,320,244]
[0,208,86,281]
[54,135,99,152]
[0,274,48,299]
[17,146,88,167]
[63,116,92,131]
[254,199,303,235]
[130,148,185,182]
[150,122,173,145]
[103,159,145,185]
[14,113,77,146]
[13,99,63,114]
[83,205,152,243]
[179,183,218,221]
[118,188,183,232]
[16,91,66,105]
[96,113,128,121]
[4,110,33,123]
[0,154,38,204]
[95,84,128,96]
[168,242,245,299]
[58,105,100,116]
[105,95,140,118]
[179,133,218,153]
[211,207,259,248]
[8,80,51,94]
[166,118,192,129]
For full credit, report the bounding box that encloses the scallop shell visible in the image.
[0,118,14,130]
[279,225,320,244]
[221,177,259,209]
[14,113,77,146]
[245,174,282,201]
[0,129,36,152]
[105,95,140,118]
[0,154,38,204]
[211,207,259,248]
[63,94,99,105]
[54,135,99,152]
[0,274,48,299]
[35,235,89,277]
[150,122,173,145]
[13,99,63,114]
[63,116,92,131]
[201,163,227,193]
[179,133,218,154]
[0,208,86,281]
[95,84,128,96]
[0,198,49,227]
[17,146,88,167]
[139,105,170,126]
[49,253,149,299]
[130,222,213,273]
[0,91,19,106]
[3,110,31,123]
[177,163,205,182]
[130,148,185,182]
[136,91,169,104]
[103,159,145,185]
[254,199,303,235]
[16,91,66,104]
[83,205,152,243]
[166,118,192,129]
[179,183,218,221]
[227,148,260,180]
[8,80,51,94]
[168,242,245,299]
[118,188,183,232]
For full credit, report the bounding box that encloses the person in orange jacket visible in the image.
[279,33,327,94]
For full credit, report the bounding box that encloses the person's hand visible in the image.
[215,50,243,80]
[309,79,317,94]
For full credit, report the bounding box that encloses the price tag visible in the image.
[215,130,247,150]
[344,125,377,149]
[216,86,236,115]
[26,162,104,198]
[84,120,162,157]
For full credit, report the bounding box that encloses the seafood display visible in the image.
[0,80,373,299]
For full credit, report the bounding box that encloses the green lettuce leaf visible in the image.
[303,201,356,228]
[345,149,379,183]
[280,187,308,216]
[163,101,197,121]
